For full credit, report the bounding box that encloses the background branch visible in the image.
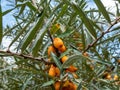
[83,17,120,53]
[0,50,53,65]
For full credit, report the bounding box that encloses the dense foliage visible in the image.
[0,0,120,90]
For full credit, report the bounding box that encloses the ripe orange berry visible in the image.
[117,59,120,64]
[106,74,112,80]
[53,38,64,49]
[48,65,56,77]
[54,81,61,90]
[55,67,60,77]
[69,81,77,90]
[61,56,68,63]
[62,80,77,90]
[73,84,77,90]
[48,46,56,56]
[58,45,66,52]
[67,65,78,72]
[113,74,119,80]
[83,52,89,57]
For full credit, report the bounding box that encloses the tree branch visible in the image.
[83,17,120,53]
[0,50,53,65]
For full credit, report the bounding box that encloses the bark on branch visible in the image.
[0,50,53,65]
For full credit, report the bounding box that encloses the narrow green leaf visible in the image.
[0,2,2,44]
[54,4,68,22]
[93,0,111,23]
[51,52,62,70]
[58,29,74,38]
[0,65,16,72]
[81,28,86,50]
[18,4,25,15]
[88,57,111,66]
[2,8,14,16]
[59,49,72,59]
[26,1,39,13]
[20,11,45,52]
[115,3,120,16]
[68,12,77,25]
[8,17,34,48]
[32,15,54,56]
[65,1,97,39]
[22,76,32,90]
[96,65,106,77]
[77,81,82,90]
[41,80,54,87]
[89,19,102,32]
[3,22,23,36]
[85,29,93,45]
[62,54,84,68]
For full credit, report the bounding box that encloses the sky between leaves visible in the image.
[2,0,117,27]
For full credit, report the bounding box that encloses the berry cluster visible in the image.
[47,37,77,90]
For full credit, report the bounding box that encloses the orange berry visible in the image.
[54,81,61,90]
[67,65,78,72]
[48,46,56,56]
[117,59,120,64]
[48,65,56,77]
[114,74,119,80]
[53,38,64,49]
[61,56,68,63]
[58,45,66,52]
[55,67,60,77]
[83,52,89,57]
[106,74,112,80]
[73,84,77,90]
[62,80,77,90]
[69,81,77,90]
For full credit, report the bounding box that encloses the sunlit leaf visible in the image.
[54,4,68,22]
[93,0,111,23]
[51,52,62,70]
[32,15,54,56]
[62,54,84,68]
[41,80,54,87]
[20,11,45,52]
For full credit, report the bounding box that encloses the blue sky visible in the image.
[2,0,15,27]
[2,0,117,28]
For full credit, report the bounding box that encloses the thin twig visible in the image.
[0,50,53,65]
[47,29,54,43]
[83,17,120,53]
